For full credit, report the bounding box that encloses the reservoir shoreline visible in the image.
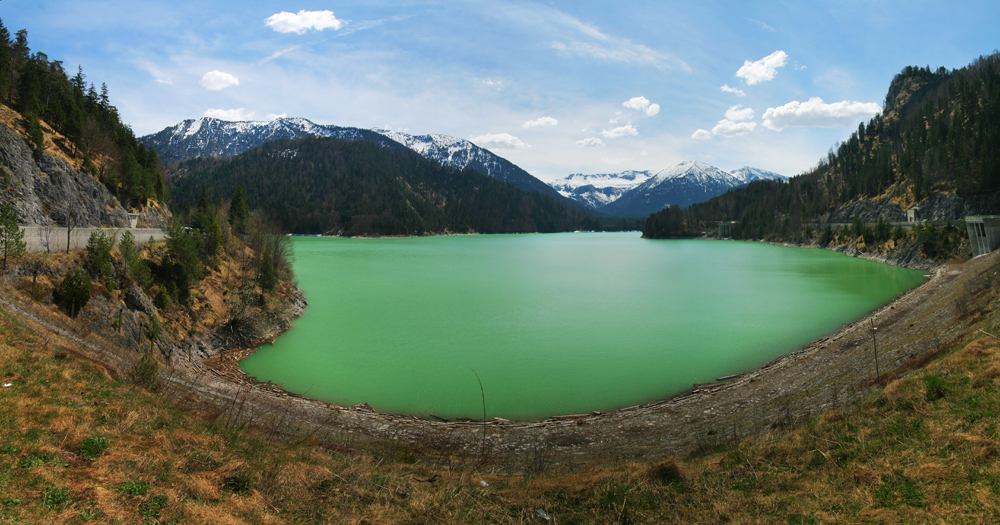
[175,237,976,466]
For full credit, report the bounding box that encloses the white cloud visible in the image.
[200,70,240,91]
[204,108,255,121]
[720,84,746,97]
[600,124,639,139]
[712,119,757,137]
[575,137,605,148]
[155,79,172,85]
[471,133,531,150]
[265,10,345,34]
[725,105,755,122]
[691,129,712,140]
[762,97,881,131]
[267,113,287,120]
[736,50,788,85]
[523,116,559,128]
[622,96,660,116]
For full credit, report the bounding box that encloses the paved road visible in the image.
[20,226,168,254]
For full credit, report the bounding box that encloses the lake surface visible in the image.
[241,233,926,420]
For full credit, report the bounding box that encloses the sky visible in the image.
[4,1,1000,182]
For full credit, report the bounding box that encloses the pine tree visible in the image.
[0,204,26,269]
[228,186,250,234]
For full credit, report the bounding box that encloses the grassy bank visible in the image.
[2,250,1000,523]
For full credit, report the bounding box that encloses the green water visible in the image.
[240,233,926,420]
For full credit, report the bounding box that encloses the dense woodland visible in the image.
[168,137,604,236]
[0,17,163,208]
[645,53,1000,243]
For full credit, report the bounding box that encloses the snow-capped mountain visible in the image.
[140,117,564,201]
[553,161,787,218]
[140,117,404,165]
[371,129,563,199]
[548,171,653,209]
[731,166,789,184]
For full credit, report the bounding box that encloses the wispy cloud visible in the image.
[762,97,881,131]
[622,96,660,116]
[736,50,788,85]
[575,137,605,147]
[259,46,302,65]
[523,116,558,128]
[200,70,240,91]
[552,41,687,71]
[334,15,412,38]
[471,133,531,150]
[265,10,345,34]
[204,108,255,121]
[477,78,504,90]
[495,3,689,71]
[748,19,777,32]
[600,124,639,139]
[720,84,746,97]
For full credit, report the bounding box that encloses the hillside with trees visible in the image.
[0,17,163,208]
[644,53,1000,260]
[167,136,601,236]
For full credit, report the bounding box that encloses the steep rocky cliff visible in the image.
[0,126,169,228]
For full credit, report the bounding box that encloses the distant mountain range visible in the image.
[550,162,788,217]
[140,117,565,201]
[166,136,595,236]
[141,117,786,219]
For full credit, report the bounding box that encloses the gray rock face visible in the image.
[0,127,168,227]
[827,191,1000,225]
[827,199,906,223]
[125,283,156,316]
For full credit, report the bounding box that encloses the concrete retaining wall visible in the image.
[20,226,167,254]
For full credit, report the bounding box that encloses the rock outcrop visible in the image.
[0,126,169,227]
[826,190,1000,225]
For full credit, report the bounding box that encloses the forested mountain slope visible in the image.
[142,118,568,202]
[645,53,1000,244]
[167,137,595,236]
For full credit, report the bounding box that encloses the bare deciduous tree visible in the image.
[38,216,54,254]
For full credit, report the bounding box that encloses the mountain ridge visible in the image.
[550,162,787,217]
[141,117,566,201]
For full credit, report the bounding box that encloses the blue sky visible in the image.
[4,1,1000,181]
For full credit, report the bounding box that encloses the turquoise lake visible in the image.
[240,233,926,420]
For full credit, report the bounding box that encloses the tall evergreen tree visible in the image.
[228,186,250,234]
[0,204,26,269]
